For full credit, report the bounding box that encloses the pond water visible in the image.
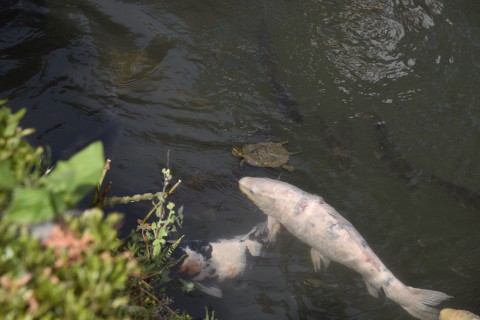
[1,0,480,318]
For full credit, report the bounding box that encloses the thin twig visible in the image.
[99,181,112,204]
[105,192,164,205]
[91,159,111,207]
[141,201,162,225]
[138,281,161,304]
[166,149,170,169]
[168,179,182,195]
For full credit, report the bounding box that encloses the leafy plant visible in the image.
[0,209,140,319]
[0,102,43,214]
[122,168,199,318]
[204,307,218,320]
[0,102,104,223]
[0,104,215,319]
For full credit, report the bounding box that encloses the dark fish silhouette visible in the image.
[57,110,123,161]
[258,6,354,170]
[374,118,480,210]
[317,117,353,170]
[258,14,304,125]
[374,119,418,181]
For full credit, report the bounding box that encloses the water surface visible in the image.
[1,0,479,318]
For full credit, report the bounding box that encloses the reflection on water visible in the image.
[1,0,480,318]
[313,0,443,83]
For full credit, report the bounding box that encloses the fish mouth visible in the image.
[239,177,255,199]
[238,178,250,194]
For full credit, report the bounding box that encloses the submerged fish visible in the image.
[171,223,266,297]
[239,177,451,320]
[440,308,480,320]
[258,12,355,169]
[374,119,480,210]
[258,15,304,125]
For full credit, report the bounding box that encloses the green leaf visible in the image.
[6,187,56,223]
[10,108,26,124]
[43,141,104,209]
[0,160,17,188]
[179,279,195,292]
[152,239,161,257]
[177,205,184,219]
[158,228,168,241]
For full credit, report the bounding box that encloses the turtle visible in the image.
[232,141,294,172]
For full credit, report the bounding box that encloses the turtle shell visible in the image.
[238,141,290,168]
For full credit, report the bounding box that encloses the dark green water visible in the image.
[1,0,479,318]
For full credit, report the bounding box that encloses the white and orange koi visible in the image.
[172,224,264,297]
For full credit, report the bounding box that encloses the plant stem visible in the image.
[91,159,111,206]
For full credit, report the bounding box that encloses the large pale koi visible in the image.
[239,177,451,320]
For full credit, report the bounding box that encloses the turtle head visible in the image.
[231,147,243,158]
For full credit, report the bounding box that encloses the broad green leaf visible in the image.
[6,187,55,223]
[44,141,104,208]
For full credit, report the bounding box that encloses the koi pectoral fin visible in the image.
[364,279,381,298]
[310,248,331,272]
[245,239,263,257]
[266,216,281,244]
[195,282,223,298]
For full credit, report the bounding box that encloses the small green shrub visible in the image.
[120,167,200,319]
[0,209,139,319]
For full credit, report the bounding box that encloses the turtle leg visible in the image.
[282,164,295,172]
[239,159,245,168]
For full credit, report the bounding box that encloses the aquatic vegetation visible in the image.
[122,168,197,315]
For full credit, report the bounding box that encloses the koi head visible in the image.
[239,177,298,219]
[239,177,276,211]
